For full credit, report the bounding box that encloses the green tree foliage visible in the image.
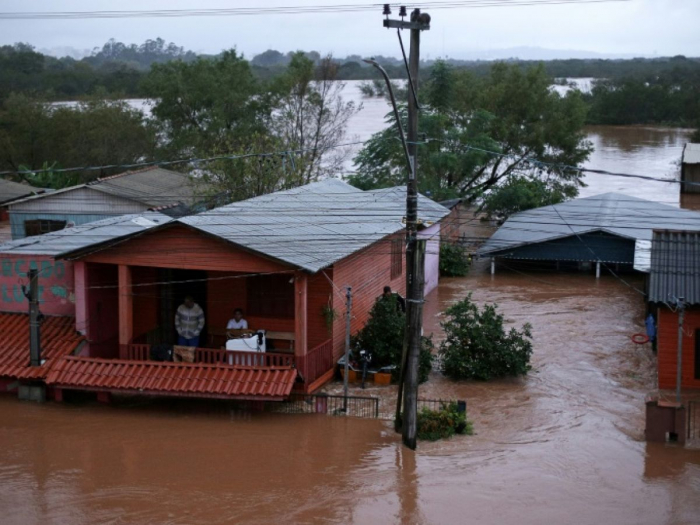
[350,61,591,205]
[416,402,473,441]
[439,242,471,277]
[585,69,700,126]
[352,295,433,383]
[0,94,157,188]
[481,175,572,219]
[439,294,533,381]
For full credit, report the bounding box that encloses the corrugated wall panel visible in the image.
[657,307,700,390]
[10,187,147,214]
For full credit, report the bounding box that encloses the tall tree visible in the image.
[350,61,591,204]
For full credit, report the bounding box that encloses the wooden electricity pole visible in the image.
[27,269,41,367]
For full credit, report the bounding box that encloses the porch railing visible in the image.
[297,339,334,385]
[120,344,295,368]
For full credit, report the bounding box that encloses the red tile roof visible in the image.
[0,313,84,379]
[46,357,298,401]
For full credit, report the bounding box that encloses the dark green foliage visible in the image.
[416,402,474,441]
[351,62,591,203]
[440,294,533,381]
[481,176,573,220]
[353,295,433,383]
[439,243,471,277]
[0,94,158,188]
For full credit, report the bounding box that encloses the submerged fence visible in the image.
[271,393,467,420]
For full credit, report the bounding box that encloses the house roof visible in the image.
[648,230,700,305]
[439,198,463,210]
[683,143,700,165]
[179,179,449,273]
[0,313,84,380]
[0,178,43,206]
[477,193,700,259]
[8,167,207,211]
[45,356,298,401]
[0,212,172,258]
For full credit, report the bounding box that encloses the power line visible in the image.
[0,1,632,20]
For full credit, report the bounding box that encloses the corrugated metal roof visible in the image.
[8,167,208,210]
[477,193,700,258]
[45,356,298,400]
[180,179,449,273]
[0,179,43,206]
[683,143,700,165]
[648,230,700,305]
[0,212,172,257]
[0,313,84,379]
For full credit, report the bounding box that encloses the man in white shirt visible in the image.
[226,308,248,330]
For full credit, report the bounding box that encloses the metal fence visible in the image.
[272,393,380,419]
[417,398,467,414]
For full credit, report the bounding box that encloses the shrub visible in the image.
[439,294,533,381]
[416,402,474,441]
[439,242,470,277]
[353,295,433,383]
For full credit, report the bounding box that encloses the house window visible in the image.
[246,275,294,318]
[24,219,67,237]
[391,238,403,280]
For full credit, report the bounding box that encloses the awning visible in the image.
[45,356,298,401]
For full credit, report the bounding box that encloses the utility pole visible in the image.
[27,269,41,367]
[676,297,685,405]
[343,285,353,412]
[380,5,431,450]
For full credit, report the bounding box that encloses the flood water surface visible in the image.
[2,264,700,524]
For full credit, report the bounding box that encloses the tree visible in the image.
[439,294,533,381]
[271,52,358,185]
[352,295,433,383]
[0,93,157,188]
[350,61,591,205]
[481,175,572,220]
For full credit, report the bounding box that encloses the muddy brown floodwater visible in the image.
[2,261,700,525]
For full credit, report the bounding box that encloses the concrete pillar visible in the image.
[490,258,495,275]
[596,261,601,279]
[74,262,88,336]
[118,265,133,346]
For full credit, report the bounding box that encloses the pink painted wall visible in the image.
[0,254,75,316]
[418,223,441,296]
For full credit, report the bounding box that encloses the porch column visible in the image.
[118,265,133,347]
[294,271,308,358]
[74,262,88,337]
[595,261,601,279]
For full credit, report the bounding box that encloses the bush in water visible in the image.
[439,293,533,381]
[416,402,474,441]
[439,242,471,277]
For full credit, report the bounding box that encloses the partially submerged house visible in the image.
[681,143,700,195]
[7,167,209,239]
[0,179,44,242]
[0,180,449,402]
[478,193,700,276]
[648,230,700,391]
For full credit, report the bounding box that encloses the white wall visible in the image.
[418,223,441,296]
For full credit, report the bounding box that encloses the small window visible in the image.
[391,238,403,280]
[24,219,67,237]
[246,275,294,319]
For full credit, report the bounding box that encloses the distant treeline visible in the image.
[2,38,700,128]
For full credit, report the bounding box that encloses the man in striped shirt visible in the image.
[175,296,205,347]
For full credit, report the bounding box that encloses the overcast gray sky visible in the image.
[0,0,698,59]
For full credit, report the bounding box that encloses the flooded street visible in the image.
[3,262,700,524]
[5,83,698,524]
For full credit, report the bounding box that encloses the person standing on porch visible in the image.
[175,296,205,347]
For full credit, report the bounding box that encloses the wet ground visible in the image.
[2,261,700,524]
